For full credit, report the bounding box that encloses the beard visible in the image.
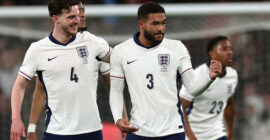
[144,29,164,46]
[78,26,88,32]
[62,24,77,36]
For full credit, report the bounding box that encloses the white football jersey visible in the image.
[99,62,110,75]
[19,31,111,135]
[110,34,192,137]
[180,63,238,140]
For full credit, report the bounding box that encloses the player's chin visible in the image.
[69,28,78,35]
[226,59,233,66]
[154,37,163,43]
[223,61,232,66]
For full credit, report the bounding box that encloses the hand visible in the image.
[116,118,139,135]
[209,60,222,80]
[10,118,26,140]
[27,132,38,140]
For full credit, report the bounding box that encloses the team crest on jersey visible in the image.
[158,54,170,72]
[76,46,89,64]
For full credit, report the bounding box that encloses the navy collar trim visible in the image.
[49,32,76,46]
[206,61,211,68]
[133,32,160,49]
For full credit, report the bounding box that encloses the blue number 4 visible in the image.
[70,67,79,83]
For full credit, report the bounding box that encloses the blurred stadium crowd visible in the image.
[0,1,270,140]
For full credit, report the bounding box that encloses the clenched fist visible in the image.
[209,60,222,80]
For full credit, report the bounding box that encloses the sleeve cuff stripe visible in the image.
[101,69,110,75]
[180,68,192,76]
[101,47,112,60]
[19,71,32,80]
[110,76,125,79]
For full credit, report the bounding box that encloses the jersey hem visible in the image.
[45,127,103,135]
[135,129,185,137]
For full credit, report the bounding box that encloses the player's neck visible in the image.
[220,65,227,77]
[52,28,73,44]
[138,33,153,48]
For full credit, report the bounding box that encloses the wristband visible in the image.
[27,123,36,133]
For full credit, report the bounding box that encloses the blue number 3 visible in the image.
[146,74,154,89]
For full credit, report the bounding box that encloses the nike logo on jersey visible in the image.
[48,56,57,61]
[127,60,137,64]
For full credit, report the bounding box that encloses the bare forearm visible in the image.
[11,88,25,120]
[180,97,197,140]
[11,75,28,120]
[29,81,45,124]
[102,74,110,90]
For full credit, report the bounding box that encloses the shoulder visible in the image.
[77,31,108,44]
[112,38,133,53]
[163,38,186,48]
[31,36,50,47]
[226,66,238,78]
[163,38,189,55]
[27,36,50,52]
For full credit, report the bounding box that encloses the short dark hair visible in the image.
[48,0,80,17]
[207,36,228,54]
[137,2,165,21]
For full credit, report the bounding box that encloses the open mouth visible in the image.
[227,58,233,63]
[155,33,163,38]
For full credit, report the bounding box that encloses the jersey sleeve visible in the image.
[96,36,112,60]
[180,85,194,101]
[99,62,110,75]
[179,61,213,98]
[179,66,204,101]
[176,42,192,76]
[110,47,125,80]
[19,44,39,80]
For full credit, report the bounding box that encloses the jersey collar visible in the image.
[133,32,161,49]
[49,32,76,46]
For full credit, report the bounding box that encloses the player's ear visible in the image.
[52,15,58,23]
[209,50,215,59]
[138,20,144,30]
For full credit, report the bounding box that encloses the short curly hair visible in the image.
[207,36,229,55]
[137,2,165,21]
[48,0,80,17]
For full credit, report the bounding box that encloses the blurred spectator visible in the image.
[0,46,20,99]
[0,39,23,140]
[242,82,269,140]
